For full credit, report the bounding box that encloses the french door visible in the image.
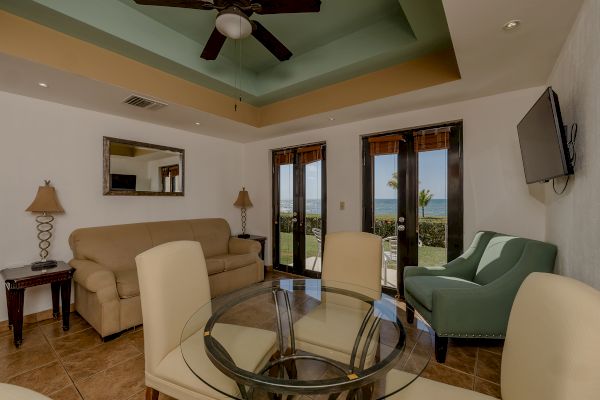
[362,123,463,295]
[272,143,326,277]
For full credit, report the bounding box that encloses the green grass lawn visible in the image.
[278,232,446,267]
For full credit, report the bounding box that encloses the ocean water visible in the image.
[280,198,447,217]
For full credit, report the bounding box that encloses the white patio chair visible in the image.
[382,236,397,286]
[311,227,322,270]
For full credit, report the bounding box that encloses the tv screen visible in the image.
[110,174,136,190]
[517,87,573,184]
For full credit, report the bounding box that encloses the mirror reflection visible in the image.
[103,137,184,196]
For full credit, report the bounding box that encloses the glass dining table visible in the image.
[181,279,433,400]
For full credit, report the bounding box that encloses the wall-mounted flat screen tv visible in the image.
[110,174,136,191]
[517,87,573,184]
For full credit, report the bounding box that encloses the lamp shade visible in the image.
[234,187,253,208]
[216,8,253,39]
[26,181,64,213]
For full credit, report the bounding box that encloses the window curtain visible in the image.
[414,127,450,152]
[298,145,323,165]
[273,150,294,166]
[368,134,405,156]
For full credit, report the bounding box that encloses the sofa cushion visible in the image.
[405,276,480,311]
[146,220,195,247]
[114,269,140,299]
[206,258,226,276]
[209,253,258,272]
[189,219,231,258]
[474,235,527,285]
[69,223,153,272]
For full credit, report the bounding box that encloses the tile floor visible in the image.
[0,271,502,399]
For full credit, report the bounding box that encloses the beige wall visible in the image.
[0,90,244,321]
[545,0,600,289]
[243,87,547,265]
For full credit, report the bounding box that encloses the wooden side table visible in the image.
[1,261,74,347]
[244,235,267,261]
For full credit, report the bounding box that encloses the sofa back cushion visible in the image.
[69,218,232,271]
[69,223,153,272]
[474,235,528,285]
[189,218,231,258]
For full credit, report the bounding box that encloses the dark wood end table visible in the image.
[1,261,74,347]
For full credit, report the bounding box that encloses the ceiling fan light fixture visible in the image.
[216,7,253,40]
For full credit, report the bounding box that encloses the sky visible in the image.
[279,150,447,201]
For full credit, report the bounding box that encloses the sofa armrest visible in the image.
[70,259,118,302]
[229,237,261,255]
[431,241,557,336]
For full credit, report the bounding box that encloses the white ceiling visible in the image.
[0,0,584,143]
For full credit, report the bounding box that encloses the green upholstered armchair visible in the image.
[403,231,557,363]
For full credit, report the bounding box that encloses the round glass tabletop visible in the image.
[181,279,432,400]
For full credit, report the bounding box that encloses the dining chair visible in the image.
[388,272,600,399]
[382,236,398,287]
[311,227,322,270]
[294,231,383,368]
[135,240,276,400]
[0,384,51,399]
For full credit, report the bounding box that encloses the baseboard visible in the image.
[0,303,76,334]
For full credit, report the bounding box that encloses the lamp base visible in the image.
[31,260,58,271]
[237,234,251,239]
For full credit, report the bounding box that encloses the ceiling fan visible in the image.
[133,0,322,61]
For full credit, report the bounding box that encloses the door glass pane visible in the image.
[374,154,398,288]
[417,150,448,266]
[279,164,294,267]
[304,161,322,272]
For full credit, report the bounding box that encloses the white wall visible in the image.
[545,0,600,289]
[0,91,244,320]
[244,87,547,265]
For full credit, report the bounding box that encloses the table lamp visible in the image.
[26,180,64,268]
[234,187,253,238]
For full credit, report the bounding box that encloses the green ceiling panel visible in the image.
[0,0,454,106]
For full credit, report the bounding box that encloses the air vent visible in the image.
[122,94,167,111]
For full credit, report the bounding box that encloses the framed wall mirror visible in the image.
[103,137,185,196]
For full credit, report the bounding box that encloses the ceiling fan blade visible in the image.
[133,0,214,10]
[252,21,292,61]
[201,28,227,60]
[254,0,321,14]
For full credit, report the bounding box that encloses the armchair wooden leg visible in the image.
[434,334,448,363]
[406,303,415,324]
[145,387,159,400]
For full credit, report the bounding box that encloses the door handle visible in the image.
[397,225,406,232]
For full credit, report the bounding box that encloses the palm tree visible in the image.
[419,189,434,217]
[387,172,398,189]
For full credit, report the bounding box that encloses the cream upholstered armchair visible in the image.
[135,241,276,400]
[0,384,51,399]
[388,273,600,399]
[294,232,383,367]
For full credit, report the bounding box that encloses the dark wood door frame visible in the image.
[272,143,327,276]
[362,121,464,296]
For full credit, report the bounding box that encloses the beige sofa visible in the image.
[68,218,264,338]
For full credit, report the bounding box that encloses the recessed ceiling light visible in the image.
[195,122,201,126]
[503,19,521,31]
[328,117,335,121]
[38,82,48,88]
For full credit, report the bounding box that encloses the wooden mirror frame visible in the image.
[103,136,185,196]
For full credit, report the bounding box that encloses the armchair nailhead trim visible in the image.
[439,332,505,339]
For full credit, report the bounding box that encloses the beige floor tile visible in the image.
[62,336,142,382]
[76,355,145,400]
[50,328,102,358]
[474,377,501,398]
[0,342,57,381]
[40,314,92,340]
[49,384,84,400]
[7,361,71,395]
[125,329,145,353]
[0,326,47,357]
[476,349,502,384]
